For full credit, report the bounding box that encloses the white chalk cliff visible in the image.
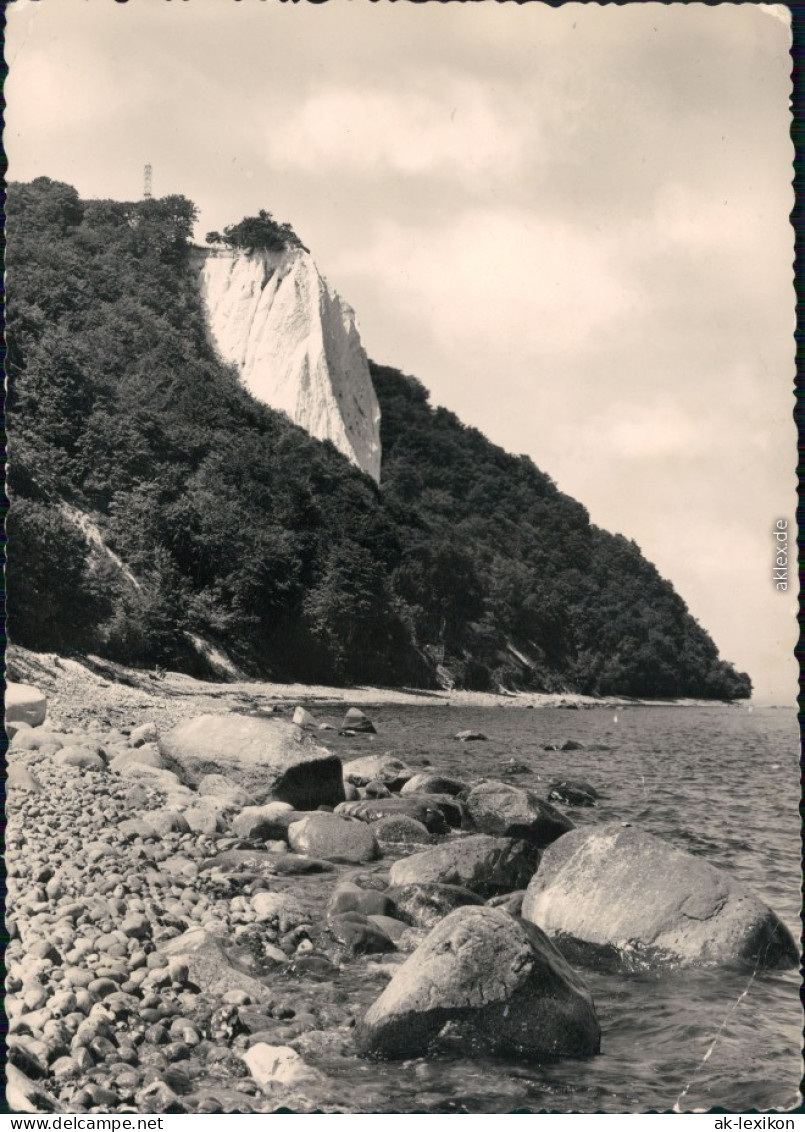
[195,247,381,482]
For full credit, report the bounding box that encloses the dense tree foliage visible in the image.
[6,178,751,698]
[206,209,308,253]
[372,364,751,698]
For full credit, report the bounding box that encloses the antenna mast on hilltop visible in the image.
[143,164,152,199]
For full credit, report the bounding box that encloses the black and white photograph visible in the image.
[3,0,800,1118]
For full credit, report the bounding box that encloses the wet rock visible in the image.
[368,915,409,944]
[465,780,574,848]
[160,714,345,809]
[340,708,376,734]
[363,780,392,799]
[387,883,485,929]
[546,779,599,807]
[389,835,539,897]
[232,803,299,841]
[454,730,487,742]
[400,773,467,797]
[160,930,273,1001]
[334,798,448,836]
[327,882,393,919]
[356,906,600,1060]
[288,812,380,864]
[270,855,334,876]
[292,707,317,729]
[251,892,307,930]
[521,823,799,970]
[500,762,531,777]
[325,913,396,956]
[487,890,526,917]
[410,793,469,830]
[199,847,277,875]
[341,754,411,790]
[6,683,48,728]
[372,815,433,849]
[134,1080,186,1113]
[242,1043,326,1094]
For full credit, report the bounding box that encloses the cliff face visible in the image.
[195,247,382,482]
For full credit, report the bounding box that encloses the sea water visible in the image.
[302,703,801,1113]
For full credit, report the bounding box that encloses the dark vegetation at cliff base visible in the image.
[6,178,751,700]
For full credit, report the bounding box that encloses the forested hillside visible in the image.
[6,177,751,698]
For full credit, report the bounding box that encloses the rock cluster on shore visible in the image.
[5,684,797,1114]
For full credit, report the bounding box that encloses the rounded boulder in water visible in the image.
[521,823,799,970]
[341,708,376,734]
[465,780,574,847]
[547,779,599,807]
[388,834,539,897]
[356,905,601,1060]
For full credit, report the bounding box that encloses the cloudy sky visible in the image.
[6,0,795,702]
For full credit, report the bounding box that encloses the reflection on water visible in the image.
[301,704,802,1112]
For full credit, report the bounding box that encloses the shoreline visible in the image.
[6,646,750,734]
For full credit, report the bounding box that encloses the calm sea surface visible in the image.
[299,703,801,1114]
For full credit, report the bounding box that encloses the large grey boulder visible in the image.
[522,824,799,970]
[388,834,538,897]
[159,714,344,809]
[356,906,600,1059]
[465,780,574,847]
[288,812,380,863]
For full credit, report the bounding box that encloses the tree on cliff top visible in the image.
[207,209,309,253]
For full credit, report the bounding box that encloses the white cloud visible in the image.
[334,207,637,359]
[595,403,701,460]
[265,81,524,178]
